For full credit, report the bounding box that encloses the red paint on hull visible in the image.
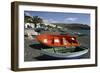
[36,34,80,47]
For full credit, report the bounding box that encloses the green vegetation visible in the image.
[24,16,33,23]
[24,16,43,28]
[32,16,43,28]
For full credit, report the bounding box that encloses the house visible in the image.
[25,23,43,29]
[25,23,35,28]
[57,26,63,29]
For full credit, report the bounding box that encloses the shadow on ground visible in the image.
[29,43,52,50]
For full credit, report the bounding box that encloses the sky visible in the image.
[24,11,90,25]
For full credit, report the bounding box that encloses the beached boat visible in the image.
[36,34,88,58]
[41,46,88,58]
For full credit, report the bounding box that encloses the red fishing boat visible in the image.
[35,34,88,58]
[36,34,80,47]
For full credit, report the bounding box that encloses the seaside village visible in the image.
[24,15,89,60]
[24,16,63,40]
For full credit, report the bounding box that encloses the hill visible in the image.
[52,23,90,30]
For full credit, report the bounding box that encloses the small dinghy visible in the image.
[35,34,88,59]
[40,46,88,59]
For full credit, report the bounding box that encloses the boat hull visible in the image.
[40,46,89,58]
[36,34,80,47]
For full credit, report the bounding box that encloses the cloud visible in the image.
[48,19,60,23]
[43,19,49,23]
[65,17,78,21]
[50,20,59,23]
[43,17,78,23]
[24,12,32,17]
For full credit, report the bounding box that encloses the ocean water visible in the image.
[66,29,90,36]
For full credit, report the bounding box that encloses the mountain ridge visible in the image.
[52,23,90,30]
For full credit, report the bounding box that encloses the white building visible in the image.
[25,23,35,28]
[36,23,41,28]
[25,23,42,28]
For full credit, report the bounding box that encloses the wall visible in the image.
[0,0,99,73]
